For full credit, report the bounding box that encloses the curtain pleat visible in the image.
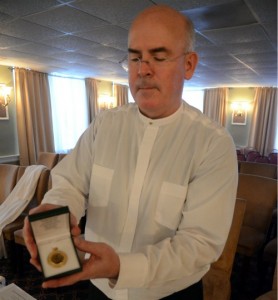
[85,78,99,122]
[203,88,227,126]
[248,87,277,155]
[115,84,128,107]
[14,68,54,166]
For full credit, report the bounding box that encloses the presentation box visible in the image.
[29,206,82,280]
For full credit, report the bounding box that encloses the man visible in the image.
[24,5,238,300]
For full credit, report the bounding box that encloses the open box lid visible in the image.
[29,206,70,244]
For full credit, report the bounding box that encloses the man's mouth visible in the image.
[137,83,158,91]
[139,86,154,90]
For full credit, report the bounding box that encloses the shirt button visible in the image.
[149,122,153,125]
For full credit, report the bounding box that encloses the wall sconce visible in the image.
[0,83,12,107]
[98,94,115,110]
[231,102,250,125]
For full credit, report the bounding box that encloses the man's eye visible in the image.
[129,57,140,62]
[153,56,167,62]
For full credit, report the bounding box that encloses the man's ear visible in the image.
[184,52,198,80]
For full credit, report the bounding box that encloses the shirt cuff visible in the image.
[110,252,148,289]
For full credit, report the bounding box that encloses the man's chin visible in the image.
[136,98,162,118]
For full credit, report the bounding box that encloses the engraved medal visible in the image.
[47,247,68,268]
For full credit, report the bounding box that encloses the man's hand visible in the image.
[23,203,81,271]
[41,238,120,288]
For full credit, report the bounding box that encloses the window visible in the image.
[48,76,89,153]
[182,89,204,112]
[128,88,135,103]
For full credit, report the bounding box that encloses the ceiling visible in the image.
[0,0,277,88]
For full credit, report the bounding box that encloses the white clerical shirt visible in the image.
[42,101,238,300]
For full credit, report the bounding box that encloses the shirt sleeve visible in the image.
[41,124,95,222]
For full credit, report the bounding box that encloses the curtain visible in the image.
[115,84,128,107]
[15,68,54,166]
[85,78,99,122]
[248,87,277,155]
[203,88,227,126]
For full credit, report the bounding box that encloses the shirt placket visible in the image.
[119,124,158,252]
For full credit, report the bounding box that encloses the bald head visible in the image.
[129,5,195,52]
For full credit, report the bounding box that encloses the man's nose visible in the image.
[138,60,153,77]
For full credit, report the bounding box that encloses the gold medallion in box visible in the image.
[47,247,68,268]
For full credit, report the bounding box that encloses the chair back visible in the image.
[37,152,59,169]
[58,153,67,162]
[0,164,19,204]
[237,174,277,232]
[239,161,277,179]
[203,198,247,300]
[237,153,246,162]
[2,166,51,241]
[236,174,277,257]
[268,152,277,165]
[246,151,260,162]
[255,156,270,163]
[16,166,51,207]
[212,198,247,274]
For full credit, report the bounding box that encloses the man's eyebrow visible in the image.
[128,48,141,54]
[149,47,168,54]
[128,47,169,55]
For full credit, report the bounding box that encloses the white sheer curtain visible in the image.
[48,76,89,153]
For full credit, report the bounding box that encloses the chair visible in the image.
[2,166,51,242]
[239,162,277,179]
[203,198,247,300]
[0,164,19,205]
[255,156,270,164]
[246,151,261,162]
[259,237,277,270]
[256,261,277,300]
[3,166,51,272]
[243,147,257,156]
[236,174,277,258]
[268,152,277,165]
[37,152,59,169]
[58,153,67,162]
[237,153,246,162]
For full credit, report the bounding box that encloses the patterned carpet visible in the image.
[0,240,275,300]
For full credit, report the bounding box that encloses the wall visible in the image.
[97,80,113,96]
[0,66,18,163]
[96,80,116,109]
[226,87,255,150]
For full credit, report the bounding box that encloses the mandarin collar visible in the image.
[138,102,183,127]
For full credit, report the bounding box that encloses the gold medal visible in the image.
[47,247,68,268]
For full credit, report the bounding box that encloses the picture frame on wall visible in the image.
[0,99,9,120]
[231,109,247,125]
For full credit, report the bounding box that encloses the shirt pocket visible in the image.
[155,182,187,230]
[90,164,114,207]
